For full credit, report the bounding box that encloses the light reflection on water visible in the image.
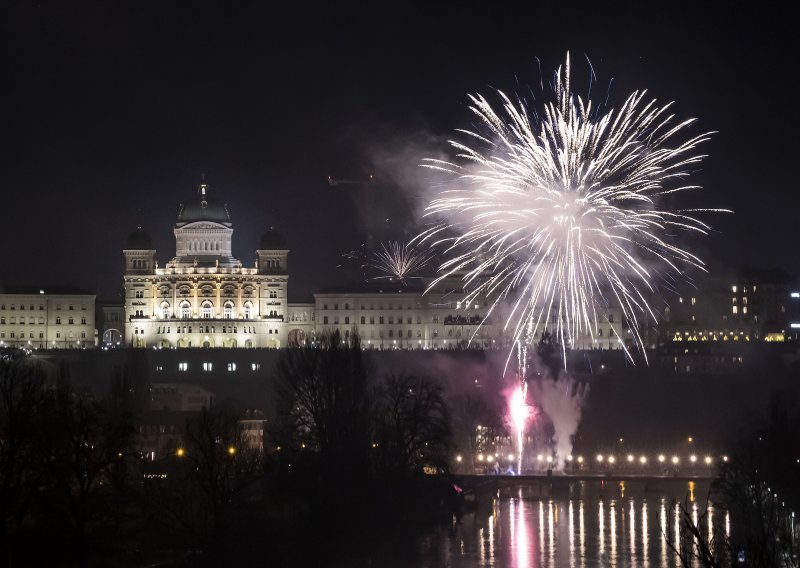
[413,480,716,568]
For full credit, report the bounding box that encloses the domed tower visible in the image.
[256,228,289,275]
[123,227,156,275]
[167,178,239,269]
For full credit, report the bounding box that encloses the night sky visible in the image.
[1,1,797,302]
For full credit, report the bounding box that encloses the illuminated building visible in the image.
[0,288,95,349]
[123,179,299,348]
[314,278,625,351]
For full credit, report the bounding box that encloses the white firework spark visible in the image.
[418,54,726,362]
[370,241,433,283]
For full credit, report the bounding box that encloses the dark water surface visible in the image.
[360,479,719,568]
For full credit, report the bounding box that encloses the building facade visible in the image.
[313,278,625,351]
[0,288,95,349]
[123,181,291,348]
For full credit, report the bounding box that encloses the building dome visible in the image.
[125,227,153,250]
[177,200,230,223]
[259,228,288,250]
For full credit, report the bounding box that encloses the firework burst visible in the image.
[418,54,726,362]
[369,241,433,283]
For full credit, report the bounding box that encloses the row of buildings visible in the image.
[3,180,799,354]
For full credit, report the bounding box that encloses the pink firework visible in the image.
[508,382,531,474]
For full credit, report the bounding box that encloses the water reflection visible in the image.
[410,479,716,568]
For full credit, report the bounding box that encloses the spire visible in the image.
[198,173,208,208]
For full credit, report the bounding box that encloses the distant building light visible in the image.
[792,292,800,298]
[39,290,45,294]
[791,323,800,329]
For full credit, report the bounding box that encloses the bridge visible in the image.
[455,473,714,504]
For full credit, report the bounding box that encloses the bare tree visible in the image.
[374,374,452,474]
[0,352,48,567]
[147,407,261,560]
[38,389,137,564]
[271,331,372,481]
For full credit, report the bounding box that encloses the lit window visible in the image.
[732,306,738,314]
[691,297,696,306]
[178,362,188,371]
[203,362,213,372]
[227,363,236,371]
[251,363,260,371]
[743,307,748,314]
[201,302,213,319]
[732,286,737,293]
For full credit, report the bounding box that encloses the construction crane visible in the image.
[326,174,375,187]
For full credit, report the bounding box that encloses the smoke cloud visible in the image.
[530,372,589,470]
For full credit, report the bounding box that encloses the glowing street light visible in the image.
[608,456,616,464]
[596,454,604,462]
[704,456,712,465]
[658,454,666,463]
[627,454,635,463]
[176,448,185,457]
[690,455,697,463]
[671,456,679,464]
[456,455,463,463]
[478,454,485,462]
[227,446,236,456]
[639,456,647,464]
[577,456,584,464]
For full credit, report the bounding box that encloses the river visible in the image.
[363,479,719,568]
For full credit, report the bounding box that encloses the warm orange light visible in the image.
[176,448,185,457]
[227,446,236,455]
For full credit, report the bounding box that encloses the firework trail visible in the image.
[418,53,726,363]
[369,241,434,284]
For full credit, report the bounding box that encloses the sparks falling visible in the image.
[508,381,530,474]
[370,241,433,284]
[419,54,725,362]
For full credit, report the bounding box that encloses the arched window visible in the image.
[180,301,191,319]
[160,302,171,319]
[389,330,394,338]
[243,302,253,319]
[201,301,213,319]
[360,316,365,325]
[223,302,234,319]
